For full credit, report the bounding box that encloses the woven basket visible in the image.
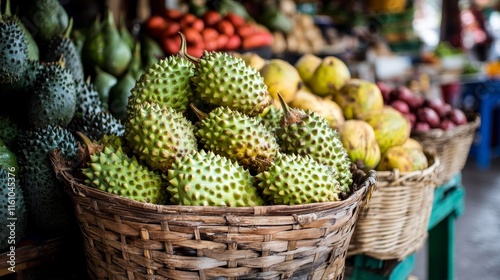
[411,114,479,185]
[49,149,377,280]
[347,152,439,260]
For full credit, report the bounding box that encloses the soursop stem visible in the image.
[178,32,199,62]
[277,92,305,126]
[75,131,103,157]
[64,17,74,38]
[5,0,11,17]
[189,103,208,121]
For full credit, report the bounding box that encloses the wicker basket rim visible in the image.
[411,113,480,140]
[375,151,440,183]
[49,149,378,217]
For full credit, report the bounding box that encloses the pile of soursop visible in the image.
[0,0,129,241]
[79,32,354,208]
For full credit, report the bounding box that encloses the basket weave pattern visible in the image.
[50,150,377,280]
[347,153,439,260]
[411,114,479,185]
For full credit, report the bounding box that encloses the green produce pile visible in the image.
[0,0,162,245]
[0,0,356,252]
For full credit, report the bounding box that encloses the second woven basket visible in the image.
[347,152,439,260]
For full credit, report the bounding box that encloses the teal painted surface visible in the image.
[348,173,465,280]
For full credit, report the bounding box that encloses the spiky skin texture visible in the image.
[2,59,41,94]
[82,146,167,204]
[68,111,124,141]
[276,108,353,192]
[0,115,21,149]
[97,134,129,153]
[128,56,195,112]
[0,17,28,85]
[27,63,77,129]
[195,106,279,172]
[125,102,198,172]
[74,80,103,117]
[191,51,271,116]
[16,125,78,236]
[167,150,264,207]
[256,153,342,205]
[0,167,28,251]
[255,106,284,133]
[43,36,84,81]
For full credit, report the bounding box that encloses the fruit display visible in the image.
[239,51,428,173]
[67,34,355,207]
[76,8,165,121]
[143,7,274,58]
[378,82,470,132]
[0,0,131,238]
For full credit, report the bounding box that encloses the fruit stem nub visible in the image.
[189,103,208,121]
[178,32,199,63]
[5,0,11,17]
[277,92,305,126]
[64,17,74,38]
[75,131,103,158]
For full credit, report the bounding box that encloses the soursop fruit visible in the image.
[42,18,84,81]
[82,145,167,204]
[0,167,28,251]
[275,97,353,192]
[255,105,284,133]
[0,1,28,85]
[74,79,104,117]
[190,49,272,116]
[125,102,198,172]
[16,125,78,236]
[0,115,21,149]
[256,153,342,205]
[68,111,124,141]
[128,55,195,112]
[167,150,264,207]
[26,62,77,129]
[193,106,279,172]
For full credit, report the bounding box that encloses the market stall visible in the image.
[0,0,497,279]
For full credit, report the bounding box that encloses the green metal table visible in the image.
[346,173,465,280]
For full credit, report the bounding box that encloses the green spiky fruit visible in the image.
[275,97,353,192]
[0,167,28,251]
[255,105,284,133]
[0,5,28,85]
[190,50,271,116]
[74,79,104,117]
[0,115,21,149]
[125,102,198,172]
[8,59,41,92]
[193,106,279,172]
[97,134,128,153]
[128,56,195,112]
[256,153,342,205]
[68,111,124,141]
[17,125,78,236]
[167,150,264,206]
[0,138,18,175]
[27,62,77,129]
[26,0,69,41]
[82,145,167,204]
[43,18,84,81]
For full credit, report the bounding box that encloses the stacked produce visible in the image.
[72,32,356,208]
[378,82,470,132]
[0,0,137,241]
[143,7,274,58]
[78,9,165,121]
[238,52,429,173]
